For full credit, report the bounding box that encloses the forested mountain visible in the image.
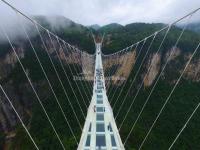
[0,16,200,150]
[99,22,200,150]
[34,15,96,54]
[185,22,200,33]
[89,24,101,30]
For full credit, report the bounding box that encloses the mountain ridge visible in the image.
[0,15,200,150]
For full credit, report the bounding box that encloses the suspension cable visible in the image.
[115,35,158,121]
[123,25,171,144]
[138,41,200,150]
[79,49,94,98]
[101,7,200,56]
[121,14,193,134]
[112,37,149,111]
[104,52,121,94]
[58,36,91,109]
[80,49,94,93]
[110,42,141,106]
[108,47,130,100]
[168,99,200,150]
[0,0,93,55]
[64,43,92,104]
[70,44,93,97]
[0,25,66,150]
[49,32,88,112]
[0,85,40,150]
[122,14,192,145]
[56,38,89,108]
[34,23,83,129]
[117,31,162,129]
[16,13,79,144]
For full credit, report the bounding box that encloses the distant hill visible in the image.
[1,16,200,150]
[33,15,85,32]
[187,22,200,33]
[96,22,200,54]
[33,15,95,53]
[89,24,101,30]
[99,23,124,33]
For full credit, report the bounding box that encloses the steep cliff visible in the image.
[144,53,161,87]
[0,20,200,150]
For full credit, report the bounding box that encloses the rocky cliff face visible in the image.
[0,47,25,80]
[4,48,25,66]
[102,46,200,88]
[143,47,181,87]
[165,47,181,62]
[142,47,200,87]
[81,53,95,80]
[143,53,161,87]
[0,44,26,139]
[0,35,200,149]
[0,37,91,137]
[0,85,26,133]
[103,49,136,85]
[184,58,200,81]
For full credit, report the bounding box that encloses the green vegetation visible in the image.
[103,22,200,149]
[110,79,200,150]
[0,43,11,57]
[98,23,200,54]
[1,41,91,149]
[0,132,5,149]
[0,19,200,150]
[185,22,200,34]
[34,15,95,54]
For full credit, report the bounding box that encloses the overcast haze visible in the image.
[0,0,200,26]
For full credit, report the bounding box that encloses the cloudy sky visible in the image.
[0,0,200,26]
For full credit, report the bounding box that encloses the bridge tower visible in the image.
[78,38,125,150]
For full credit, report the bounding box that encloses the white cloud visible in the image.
[0,0,200,26]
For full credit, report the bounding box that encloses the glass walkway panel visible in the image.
[78,43,125,150]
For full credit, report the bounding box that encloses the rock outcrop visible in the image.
[165,47,181,62]
[103,49,136,85]
[184,58,200,82]
[144,53,161,87]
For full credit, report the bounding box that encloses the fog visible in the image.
[0,0,200,42]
